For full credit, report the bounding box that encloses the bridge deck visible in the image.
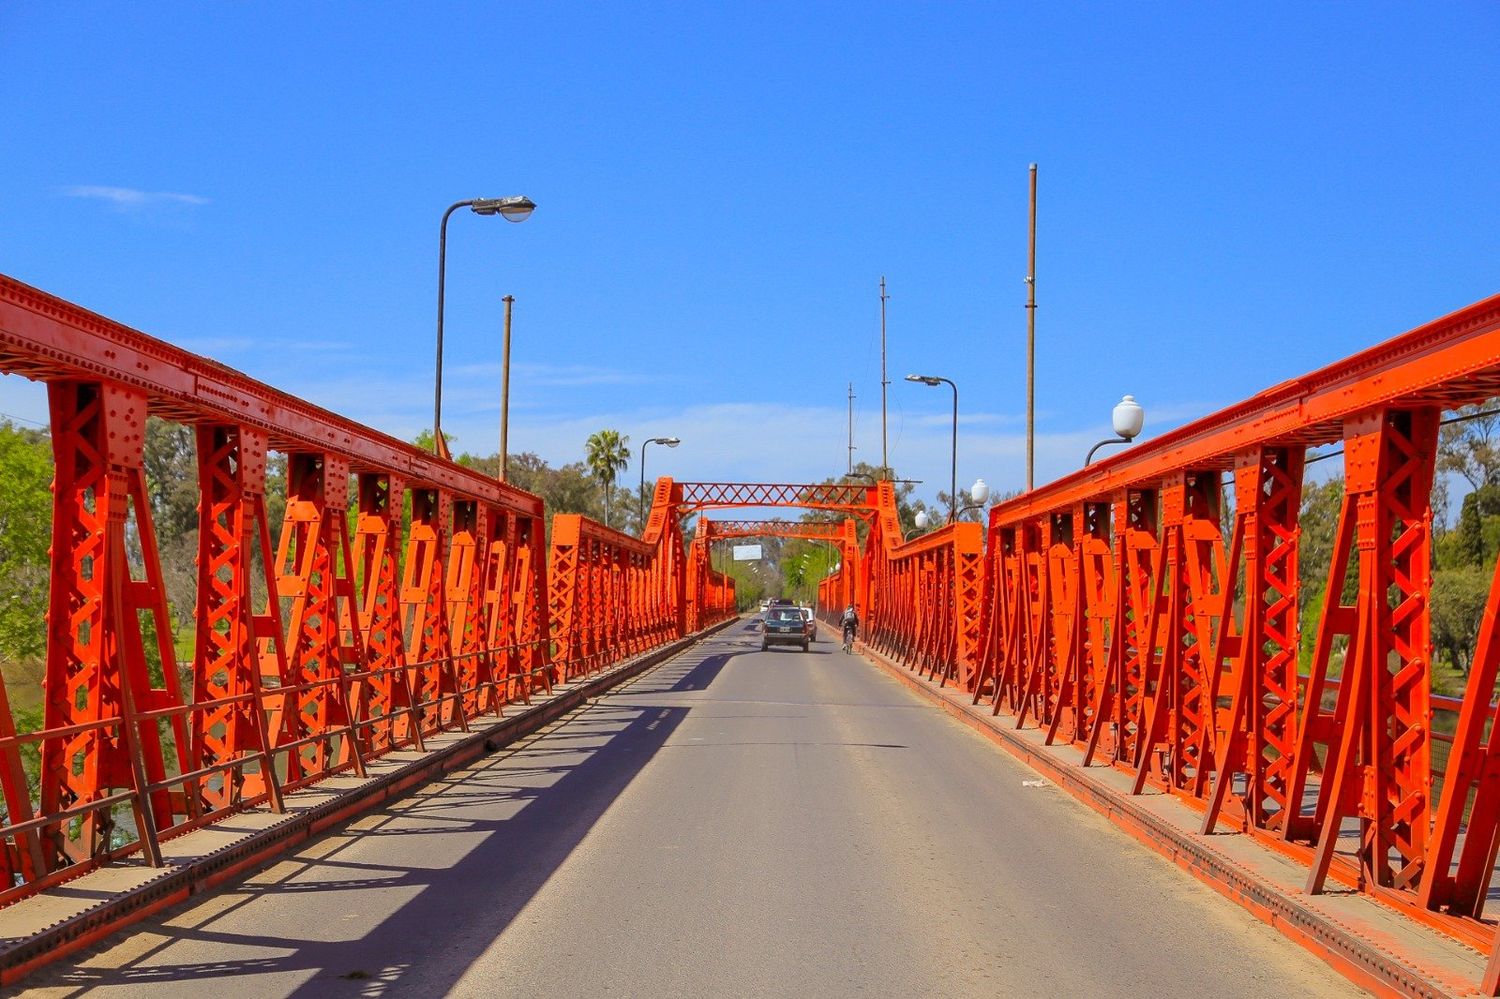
[24,621,1358,997]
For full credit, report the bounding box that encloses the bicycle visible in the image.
[842,628,855,654]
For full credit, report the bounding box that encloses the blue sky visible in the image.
[2,3,1497,503]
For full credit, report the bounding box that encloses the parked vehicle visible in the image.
[799,606,816,642]
[761,606,810,652]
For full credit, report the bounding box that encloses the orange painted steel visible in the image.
[851,291,1500,992]
[0,273,711,908]
[647,479,882,624]
[671,481,877,518]
[695,518,860,615]
[701,519,848,542]
[548,513,730,681]
[10,264,1500,993]
[814,483,984,689]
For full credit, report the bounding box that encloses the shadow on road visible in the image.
[33,691,693,997]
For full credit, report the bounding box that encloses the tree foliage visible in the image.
[1428,405,1500,680]
[1439,405,1500,491]
[584,430,630,529]
[1291,400,1500,685]
[0,421,52,669]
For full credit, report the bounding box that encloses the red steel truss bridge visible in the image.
[2,269,1500,995]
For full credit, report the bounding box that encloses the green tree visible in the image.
[584,430,630,529]
[142,417,199,643]
[1432,566,1491,677]
[0,421,52,670]
[779,541,837,605]
[800,462,923,540]
[411,428,455,457]
[1296,477,1346,674]
[1439,404,1500,492]
[1444,483,1500,570]
[143,417,198,540]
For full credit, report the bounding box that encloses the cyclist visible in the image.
[840,605,859,651]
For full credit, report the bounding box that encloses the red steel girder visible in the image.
[671,481,877,516]
[702,519,848,542]
[0,274,543,517]
[989,291,1500,526]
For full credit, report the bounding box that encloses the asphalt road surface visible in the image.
[23,620,1362,997]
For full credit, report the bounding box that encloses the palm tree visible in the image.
[584,429,631,527]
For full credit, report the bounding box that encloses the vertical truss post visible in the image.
[1015,518,1052,729]
[951,522,985,691]
[353,473,423,752]
[513,515,552,694]
[985,527,1025,717]
[276,453,366,778]
[548,515,582,678]
[482,511,519,704]
[1044,511,1082,743]
[402,487,465,734]
[448,500,498,715]
[1200,447,1304,834]
[1132,473,1222,796]
[1304,408,1437,896]
[42,381,185,868]
[1071,502,1112,753]
[192,424,285,814]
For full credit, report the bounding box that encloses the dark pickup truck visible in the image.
[761,605,811,652]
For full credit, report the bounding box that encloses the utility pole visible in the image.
[499,294,514,481]
[847,382,856,475]
[1026,163,1037,491]
[880,276,890,479]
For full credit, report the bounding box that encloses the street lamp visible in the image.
[639,436,681,532]
[956,477,991,521]
[906,373,959,523]
[1085,395,1146,466]
[433,195,536,457]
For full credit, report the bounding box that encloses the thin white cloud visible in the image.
[62,185,209,210]
[451,361,655,387]
[905,411,1024,429]
[179,336,358,356]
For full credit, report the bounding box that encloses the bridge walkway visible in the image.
[23,620,1354,998]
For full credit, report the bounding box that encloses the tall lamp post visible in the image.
[639,436,681,532]
[499,294,515,480]
[1085,395,1146,466]
[906,373,959,523]
[433,195,535,457]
